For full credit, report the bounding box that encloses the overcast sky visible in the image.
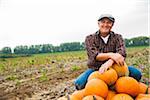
[0,0,149,49]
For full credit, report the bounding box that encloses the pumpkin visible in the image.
[115,76,140,97]
[106,90,116,100]
[111,93,134,100]
[88,68,118,86]
[82,95,104,100]
[84,79,108,98]
[70,89,85,100]
[69,95,78,100]
[112,62,129,77]
[148,87,150,94]
[135,94,150,100]
[88,71,101,81]
[139,82,148,94]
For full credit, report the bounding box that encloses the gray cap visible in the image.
[98,14,115,23]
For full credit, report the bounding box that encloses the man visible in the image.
[74,14,142,90]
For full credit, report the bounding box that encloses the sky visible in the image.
[0,0,149,49]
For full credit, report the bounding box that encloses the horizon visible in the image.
[0,35,149,50]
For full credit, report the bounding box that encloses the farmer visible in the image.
[74,14,142,90]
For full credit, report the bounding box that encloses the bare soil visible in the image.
[0,60,87,100]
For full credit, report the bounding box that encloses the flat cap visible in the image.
[98,14,115,23]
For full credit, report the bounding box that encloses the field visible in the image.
[0,46,149,100]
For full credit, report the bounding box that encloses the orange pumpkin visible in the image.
[69,95,78,100]
[115,76,140,97]
[82,95,104,100]
[88,68,118,86]
[148,87,150,94]
[139,82,148,94]
[112,62,129,77]
[111,93,134,100]
[106,90,116,100]
[135,94,150,100]
[88,71,101,81]
[84,79,108,98]
[70,89,85,100]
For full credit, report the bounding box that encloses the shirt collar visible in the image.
[96,30,113,38]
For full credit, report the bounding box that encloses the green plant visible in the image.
[15,79,21,86]
[6,75,18,81]
[39,73,48,82]
[71,65,81,71]
[0,64,5,72]
[39,68,48,82]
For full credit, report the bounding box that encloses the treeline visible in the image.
[0,42,84,55]
[0,36,149,55]
[125,36,149,47]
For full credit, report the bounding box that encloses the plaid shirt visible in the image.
[85,31,126,70]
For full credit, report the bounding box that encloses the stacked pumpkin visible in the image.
[58,63,150,100]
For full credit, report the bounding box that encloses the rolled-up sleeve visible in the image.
[115,34,126,58]
[85,35,99,66]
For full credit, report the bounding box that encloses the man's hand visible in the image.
[99,59,114,74]
[109,53,125,66]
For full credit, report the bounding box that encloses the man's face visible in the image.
[98,18,113,34]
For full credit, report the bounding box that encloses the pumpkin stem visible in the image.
[67,95,70,100]
[93,95,97,100]
[146,86,149,94]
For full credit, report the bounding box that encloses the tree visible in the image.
[1,47,12,54]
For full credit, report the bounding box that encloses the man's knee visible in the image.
[74,68,95,90]
[128,66,142,81]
